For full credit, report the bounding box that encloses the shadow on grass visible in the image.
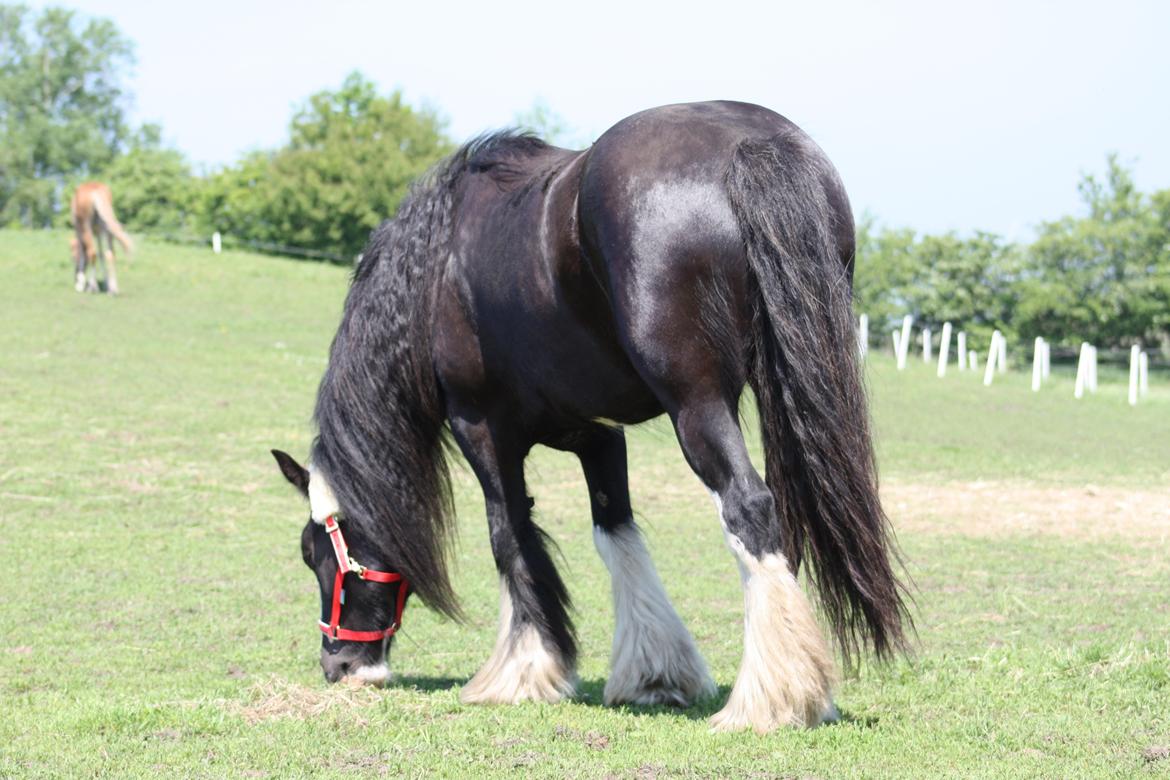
[575,678,731,721]
[392,675,466,693]
[392,675,879,728]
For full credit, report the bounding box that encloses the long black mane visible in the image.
[310,131,550,619]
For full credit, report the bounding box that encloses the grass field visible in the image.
[1,230,1168,779]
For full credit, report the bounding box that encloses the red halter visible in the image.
[319,514,409,643]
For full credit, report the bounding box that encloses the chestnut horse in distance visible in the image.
[70,182,133,295]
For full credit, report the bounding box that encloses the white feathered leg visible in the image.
[594,523,715,706]
[709,526,837,732]
[461,579,575,705]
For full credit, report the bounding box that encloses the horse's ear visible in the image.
[271,449,309,497]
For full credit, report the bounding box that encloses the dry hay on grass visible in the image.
[884,481,1170,541]
[233,676,385,724]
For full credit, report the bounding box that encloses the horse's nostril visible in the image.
[321,653,352,683]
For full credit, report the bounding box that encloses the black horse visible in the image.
[273,100,909,732]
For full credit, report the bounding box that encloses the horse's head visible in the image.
[271,449,411,686]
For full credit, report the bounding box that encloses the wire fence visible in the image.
[141,229,354,264]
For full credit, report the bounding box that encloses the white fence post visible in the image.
[858,314,869,358]
[957,331,967,370]
[923,327,932,363]
[1074,342,1088,399]
[1031,337,1044,392]
[968,350,978,371]
[1139,351,1149,397]
[212,231,222,254]
[1129,345,1140,406]
[897,315,912,370]
[983,330,1002,386]
[937,322,952,377]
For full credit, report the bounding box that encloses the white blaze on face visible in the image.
[308,467,341,523]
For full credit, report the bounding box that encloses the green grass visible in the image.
[868,352,1170,485]
[1,230,1167,778]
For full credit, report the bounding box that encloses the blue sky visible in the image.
[34,0,1170,238]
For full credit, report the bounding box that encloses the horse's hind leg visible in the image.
[672,398,836,731]
[575,425,714,707]
[448,409,576,704]
[615,276,835,729]
[71,237,86,292]
[101,232,119,296]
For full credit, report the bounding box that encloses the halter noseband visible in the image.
[319,514,409,643]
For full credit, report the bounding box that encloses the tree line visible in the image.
[1,5,453,260]
[3,5,1167,353]
[854,158,1170,355]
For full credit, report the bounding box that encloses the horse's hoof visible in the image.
[708,696,837,733]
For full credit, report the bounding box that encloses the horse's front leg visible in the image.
[575,425,715,707]
[449,410,576,704]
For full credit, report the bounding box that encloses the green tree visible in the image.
[855,157,1170,356]
[854,218,1019,348]
[201,72,452,259]
[98,123,197,232]
[198,151,273,245]
[1147,187,1170,354]
[1017,156,1167,350]
[912,231,1020,345]
[0,4,133,226]
[852,216,917,335]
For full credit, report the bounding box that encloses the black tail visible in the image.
[726,131,912,667]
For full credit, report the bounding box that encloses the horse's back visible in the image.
[437,101,850,431]
[578,100,830,270]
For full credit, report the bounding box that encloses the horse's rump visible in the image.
[72,182,133,260]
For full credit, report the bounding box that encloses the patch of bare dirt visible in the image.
[554,725,610,750]
[1144,745,1170,764]
[322,750,406,775]
[883,481,1170,541]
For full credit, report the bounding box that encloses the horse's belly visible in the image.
[500,319,664,428]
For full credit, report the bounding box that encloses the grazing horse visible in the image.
[71,182,133,295]
[272,100,910,732]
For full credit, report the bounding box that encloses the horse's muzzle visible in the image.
[320,645,390,686]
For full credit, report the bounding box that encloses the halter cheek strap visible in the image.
[319,514,410,643]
